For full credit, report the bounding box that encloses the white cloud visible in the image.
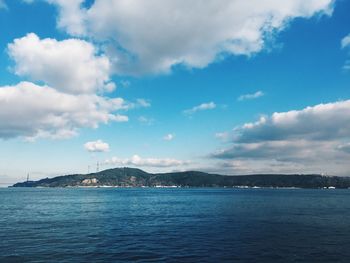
[8,33,114,94]
[341,34,350,49]
[211,99,350,175]
[25,0,334,75]
[84,140,110,152]
[235,100,350,142]
[238,91,264,101]
[105,155,189,168]
[50,0,86,35]
[36,0,333,75]
[0,82,128,140]
[163,133,175,141]
[184,102,216,115]
[341,34,350,71]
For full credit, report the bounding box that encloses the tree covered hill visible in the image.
[11,167,350,188]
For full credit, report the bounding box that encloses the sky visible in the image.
[1,0,350,185]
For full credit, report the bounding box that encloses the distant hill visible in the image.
[11,167,350,188]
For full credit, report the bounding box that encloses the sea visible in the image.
[1,188,350,262]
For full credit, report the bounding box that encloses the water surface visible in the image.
[1,188,349,262]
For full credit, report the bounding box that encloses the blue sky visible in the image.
[1,0,350,185]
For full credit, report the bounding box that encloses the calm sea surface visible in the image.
[1,188,350,262]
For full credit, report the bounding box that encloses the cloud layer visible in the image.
[1,33,153,140]
[0,82,128,140]
[212,100,350,175]
[234,100,350,143]
[29,0,334,75]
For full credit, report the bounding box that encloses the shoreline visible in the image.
[6,185,346,190]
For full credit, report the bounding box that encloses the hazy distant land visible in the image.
[11,167,350,189]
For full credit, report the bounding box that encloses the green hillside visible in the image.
[12,167,350,189]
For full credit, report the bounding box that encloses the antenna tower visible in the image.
[96,162,100,173]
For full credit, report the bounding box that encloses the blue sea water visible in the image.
[1,188,350,262]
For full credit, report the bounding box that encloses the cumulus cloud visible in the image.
[8,33,114,94]
[183,102,216,115]
[341,34,350,70]
[105,155,189,168]
[341,34,350,49]
[27,0,334,75]
[238,91,264,101]
[163,133,175,141]
[0,82,128,140]
[50,0,86,35]
[234,100,350,143]
[211,99,350,175]
[84,140,110,152]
